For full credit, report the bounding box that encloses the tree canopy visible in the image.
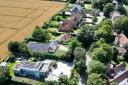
[68,38,81,52]
[113,17,128,36]
[77,25,94,48]
[89,61,106,74]
[91,42,112,63]
[73,47,87,75]
[94,24,114,43]
[87,73,107,85]
[103,3,114,17]
[32,26,51,42]
[0,66,11,84]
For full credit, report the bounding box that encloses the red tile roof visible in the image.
[60,34,72,42]
[115,33,128,47]
[58,20,76,32]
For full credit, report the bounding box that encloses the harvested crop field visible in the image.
[0,0,64,60]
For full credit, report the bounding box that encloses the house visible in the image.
[105,63,128,85]
[59,34,72,42]
[114,33,128,54]
[27,40,58,53]
[14,60,52,79]
[71,11,82,24]
[58,20,77,32]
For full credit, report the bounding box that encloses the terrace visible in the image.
[45,61,73,81]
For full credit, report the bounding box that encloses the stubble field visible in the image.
[0,0,64,60]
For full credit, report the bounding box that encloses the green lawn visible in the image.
[9,62,19,77]
[84,4,92,10]
[54,47,67,57]
[12,76,44,85]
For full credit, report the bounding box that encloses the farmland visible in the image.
[0,0,64,60]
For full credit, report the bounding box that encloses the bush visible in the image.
[31,52,71,61]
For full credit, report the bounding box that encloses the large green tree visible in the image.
[8,41,20,53]
[103,3,114,17]
[91,47,111,63]
[73,47,87,75]
[113,17,128,36]
[94,24,114,43]
[32,26,51,42]
[87,73,107,85]
[117,5,127,15]
[77,25,94,48]
[68,38,81,52]
[73,47,86,64]
[88,61,106,74]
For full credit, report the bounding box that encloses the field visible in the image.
[0,0,64,60]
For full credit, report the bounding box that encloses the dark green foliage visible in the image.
[77,25,94,48]
[8,41,30,56]
[31,52,70,61]
[0,66,11,85]
[68,38,81,52]
[69,69,79,85]
[73,47,87,75]
[103,3,114,17]
[90,41,112,63]
[117,5,127,15]
[89,61,106,74]
[32,26,51,42]
[8,41,20,53]
[74,59,87,75]
[113,17,128,37]
[112,47,119,62]
[94,24,114,43]
[69,0,77,3]
[73,47,86,64]
[87,73,107,85]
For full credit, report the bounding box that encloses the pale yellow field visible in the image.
[0,0,64,60]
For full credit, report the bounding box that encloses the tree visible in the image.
[121,17,128,36]
[58,75,70,85]
[77,25,94,48]
[73,47,87,75]
[123,43,128,61]
[113,17,128,36]
[103,3,114,17]
[89,38,106,52]
[117,5,127,15]
[73,47,86,64]
[89,61,106,74]
[0,66,11,84]
[68,38,81,52]
[87,73,107,85]
[91,47,111,63]
[32,26,51,42]
[112,47,119,62]
[8,41,20,53]
[113,17,123,31]
[19,42,30,54]
[94,25,114,43]
[74,59,87,75]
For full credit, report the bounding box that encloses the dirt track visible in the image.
[0,0,64,60]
